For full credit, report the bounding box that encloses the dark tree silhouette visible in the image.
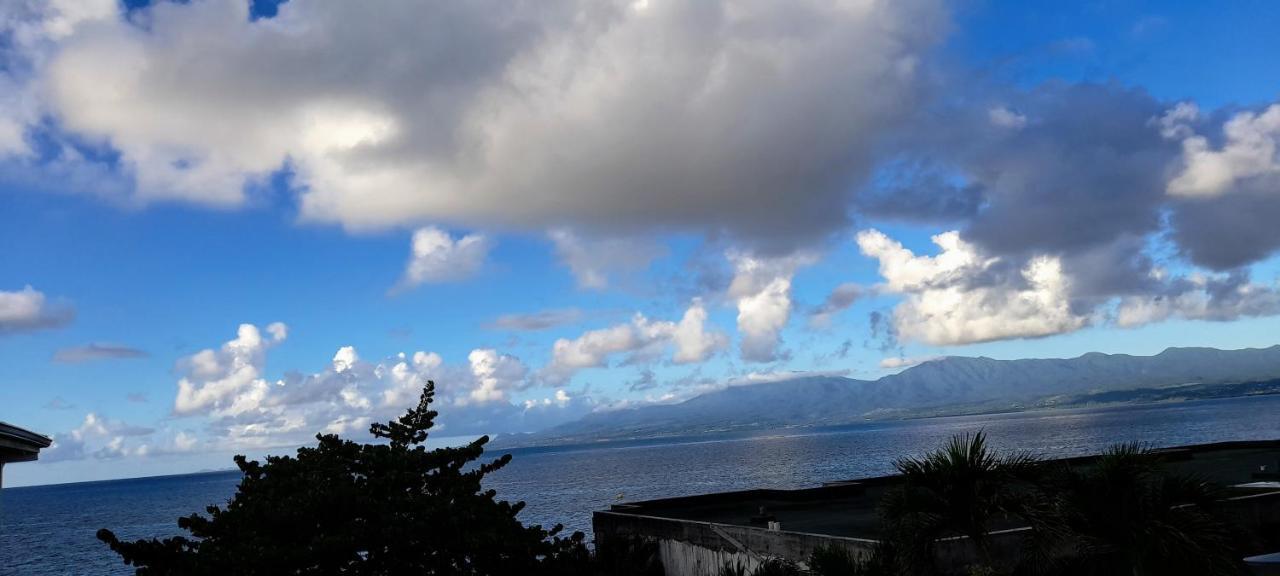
[806,544,894,576]
[98,381,591,575]
[1047,443,1247,576]
[875,435,1253,576]
[879,431,1043,574]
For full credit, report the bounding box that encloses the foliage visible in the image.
[807,544,896,576]
[1044,443,1248,576]
[754,557,804,575]
[807,545,862,576]
[97,381,604,576]
[718,558,803,576]
[578,539,665,576]
[880,431,1043,573]
[876,434,1252,576]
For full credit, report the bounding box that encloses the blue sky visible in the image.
[3,0,1280,487]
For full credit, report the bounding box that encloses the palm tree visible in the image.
[879,431,1043,574]
[1048,443,1247,576]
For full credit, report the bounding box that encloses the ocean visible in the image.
[4,395,1280,575]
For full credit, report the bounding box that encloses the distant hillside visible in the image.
[506,346,1280,446]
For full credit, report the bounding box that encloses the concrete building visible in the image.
[0,422,52,489]
[594,439,1280,576]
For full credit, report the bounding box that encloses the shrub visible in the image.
[97,381,604,575]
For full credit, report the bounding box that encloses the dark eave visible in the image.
[0,421,53,464]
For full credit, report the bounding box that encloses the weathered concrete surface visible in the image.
[595,510,878,576]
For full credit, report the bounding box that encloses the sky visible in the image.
[2,0,1280,487]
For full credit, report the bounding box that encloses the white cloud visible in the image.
[728,252,816,362]
[395,226,490,290]
[0,285,74,334]
[380,351,445,408]
[544,316,670,383]
[1155,102,1199,140]
[856,230,983,292]
[522,388,575,411]
[852,228,1280,346]
[736,278,792,361]
[332,346,358,373]
[987,106,1027,129]
[8,0,944,248]
[857,229,1087,345]
[548,229,664,289]
[42,412,155,462]
[158,323,587,452]
[24,0,117,41]
[1166,103,1280,197]
[880,356,942,369]
[172,431,197,452]
[727,369,852,386]
[0,0,117,158]
[544,300,727,382]
[173,322,288,417]
[671,299,728,364]
[1114,272,1280,327]
[466,349,529,405]
[266,321,288,341]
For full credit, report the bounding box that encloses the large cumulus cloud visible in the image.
[7,0,946,250]
[857,229,1085,345]
[851,83,1280,345]
[5,0,1280,356]
[1162,103,1280,270]
[858,227,1280,347]
[863,83,1179,270]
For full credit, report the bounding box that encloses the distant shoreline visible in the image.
[493,388,1280,452]
[9,392,1280,491]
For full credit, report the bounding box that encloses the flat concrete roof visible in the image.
[602,439,1280,540]
[0,421,53,465]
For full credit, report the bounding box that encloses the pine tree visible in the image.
[98,381,589,575]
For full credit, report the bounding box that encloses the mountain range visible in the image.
[500,346,1280,447]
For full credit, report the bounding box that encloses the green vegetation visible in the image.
[880,432,1046,572]
[1048,443,1247,576]
[798,432,1249,576]
[97,381,658,576]
[806,545,893,576]
[1048,378,1280,407]
[732,433,1253,576]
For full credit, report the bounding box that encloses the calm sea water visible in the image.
[4,395,1280,575]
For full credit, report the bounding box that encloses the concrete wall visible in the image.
[593,442,1280,575]
[594,510,879,576]
[597,491,1280,576]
